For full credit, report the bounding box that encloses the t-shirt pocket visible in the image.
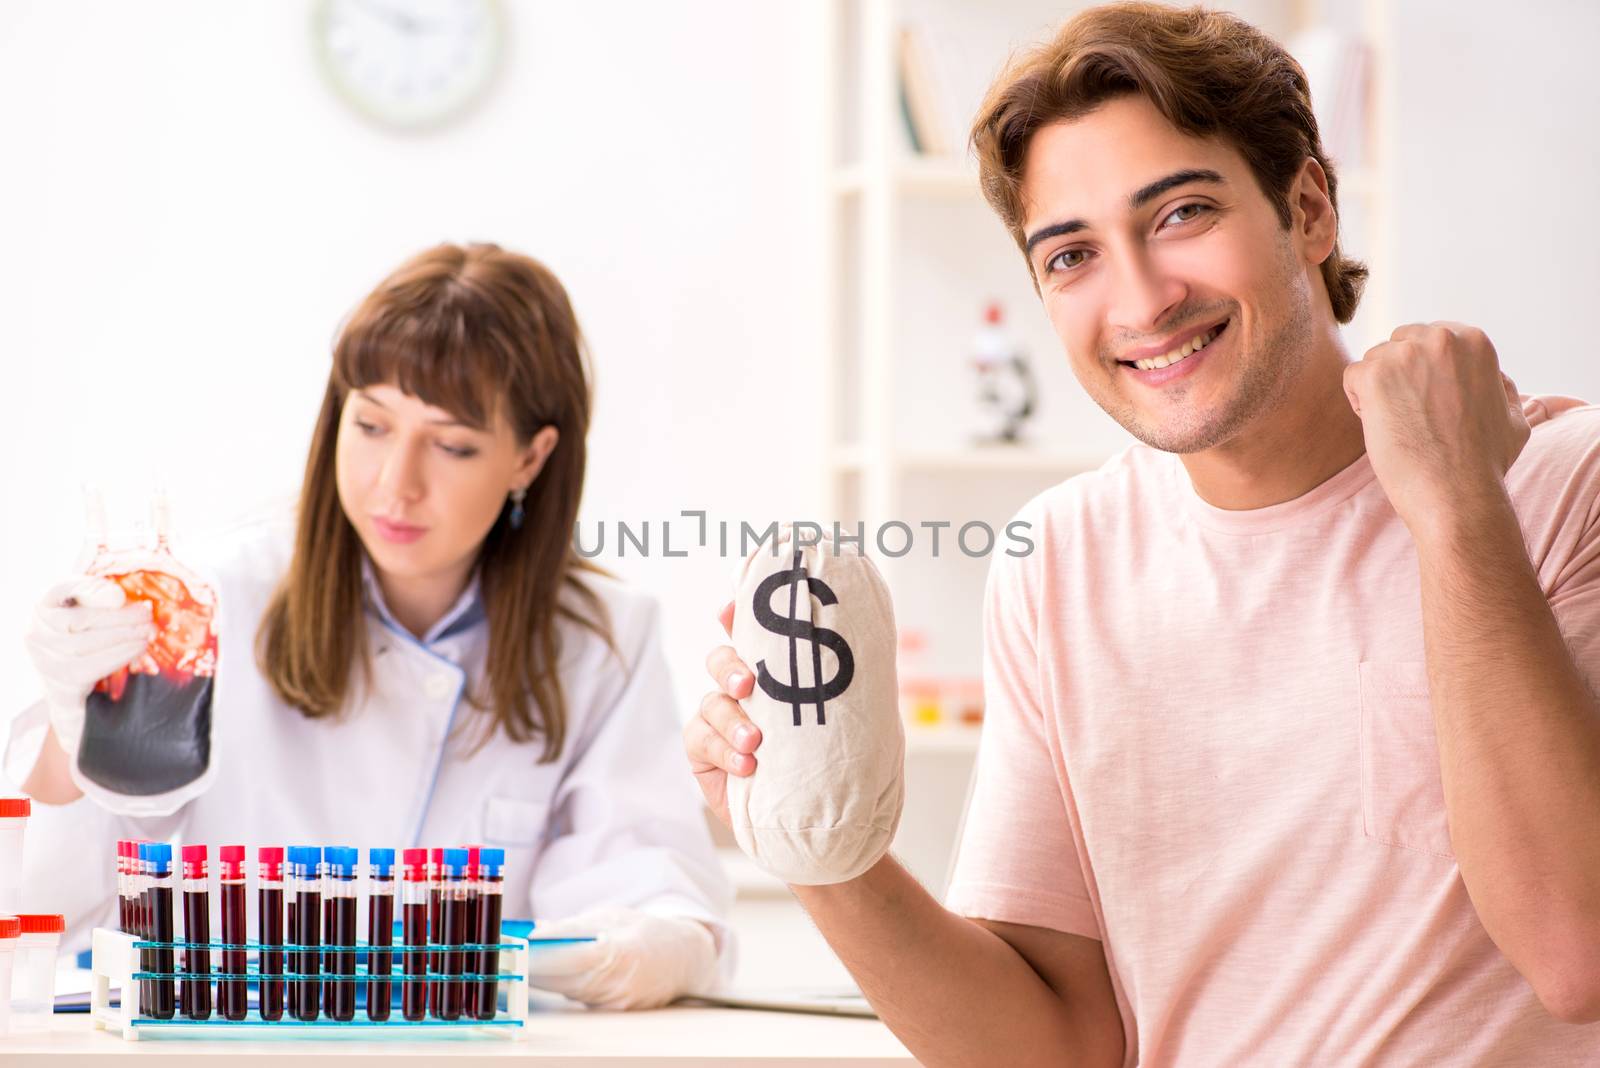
[1358,661,1455,859]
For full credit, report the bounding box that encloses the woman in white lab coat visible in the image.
[5,242,731,1009]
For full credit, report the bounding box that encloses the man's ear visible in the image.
[1292,156,1338,266]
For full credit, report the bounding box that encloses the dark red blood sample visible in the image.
[220,882,247,1020]
[367,891,394,1022]
[296,889,321,1021]
[438,895,466,1020]
[329,897,357,1021]
[149,885,175,1020]
[259,888,284,1022]
[182,887,212,1019]
[463,892,480,1016]
[473,892,503,1020]
[427,885,442,1017]
[284,897,298,1018]
[402,902,428,1022]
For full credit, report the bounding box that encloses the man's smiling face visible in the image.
[1021,92,1328,455]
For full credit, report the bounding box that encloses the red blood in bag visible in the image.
[79,567,218,797]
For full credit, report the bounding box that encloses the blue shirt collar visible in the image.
[360,555,487,645]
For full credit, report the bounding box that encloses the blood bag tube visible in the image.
[427,847,443,1016]
[324,847,358,1021]
[437,848,469,1020]
[145,843,176,1019]
[180,845,212,1019]
[463,846,481,1017]
[400,849,429,1022]
[258,847,285,1022]
[292,846,322,1021]
[366,848,395,1022]
[472,848,505,1020]
[217,845,247,1020]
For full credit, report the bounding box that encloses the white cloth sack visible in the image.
[727,524,904,885]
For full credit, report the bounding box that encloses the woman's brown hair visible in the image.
[972,1,1368,323]
[256,241,611,762]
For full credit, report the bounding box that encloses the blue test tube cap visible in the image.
[479,847,505,874]
[442,847,469,875]
[369,847,395,876]
[147,842,172,872]
[328,846,359,875]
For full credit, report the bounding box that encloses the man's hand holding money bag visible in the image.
[686,523,906,885]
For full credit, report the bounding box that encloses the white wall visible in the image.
[0,0,829,757]
[3,0,1598,784]
[1386,0,1600,400]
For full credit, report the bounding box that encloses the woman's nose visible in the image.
[377,438,426,501]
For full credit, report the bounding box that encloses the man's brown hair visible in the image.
[257,241,613,762]
[972,1,1368,323]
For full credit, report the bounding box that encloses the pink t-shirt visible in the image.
[945,396,1600,1066]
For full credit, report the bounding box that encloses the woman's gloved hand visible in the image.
[24,578,155,754]
[523,906,720,1010]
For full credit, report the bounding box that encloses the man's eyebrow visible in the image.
[1023,168,1228,256]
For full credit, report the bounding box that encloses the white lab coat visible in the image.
[4,513,733,972]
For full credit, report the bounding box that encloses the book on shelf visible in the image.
[897,24,949,156]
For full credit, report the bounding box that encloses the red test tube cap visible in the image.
[16,914,65,935]
[402,847,429,879]
[0,797,30,817]
[259,846,284,880]
[0,917,19,939]
[219,845,245,862]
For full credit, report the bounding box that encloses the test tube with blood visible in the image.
[258,847,285,1022]
[115,841,130,933]
[218,845,248,1020]
[135,842,153,1017]
[180,845,212,1019]
[426,847,443,1016]
[472,848,505,1021]
[462,846,481,1016]
[366,848,395,1022]
[400,849,430,1022]
[325,847,359,1021]
[145,843,176,1019]
[292,846,322,1021]
[284,847,301,1018]
[437,848,469,1020]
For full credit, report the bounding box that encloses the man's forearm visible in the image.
[791,855,1108,1066]
[1417,491,1600,1022]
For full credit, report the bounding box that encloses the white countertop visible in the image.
[0,1004,916,1065]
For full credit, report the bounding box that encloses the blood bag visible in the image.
[76,491,218,797]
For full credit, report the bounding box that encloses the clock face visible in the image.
[313,0,504,130]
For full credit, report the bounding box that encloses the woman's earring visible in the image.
[509,487,527,530]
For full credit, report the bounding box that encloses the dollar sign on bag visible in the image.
[753,549,855,726]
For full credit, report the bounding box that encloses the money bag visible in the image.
[727,524,905,885]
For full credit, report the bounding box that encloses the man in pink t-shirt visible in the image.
[686,4,1600,1065]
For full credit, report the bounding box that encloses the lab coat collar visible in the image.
[359,554,486,646]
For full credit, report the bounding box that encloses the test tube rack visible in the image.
[89,926,534,1040]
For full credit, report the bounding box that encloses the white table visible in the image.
[0,1004,916,1065]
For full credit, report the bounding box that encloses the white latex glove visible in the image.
[524,906,721,1011]
[24,578,154,754]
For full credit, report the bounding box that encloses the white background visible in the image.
[3,0,1599,775]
